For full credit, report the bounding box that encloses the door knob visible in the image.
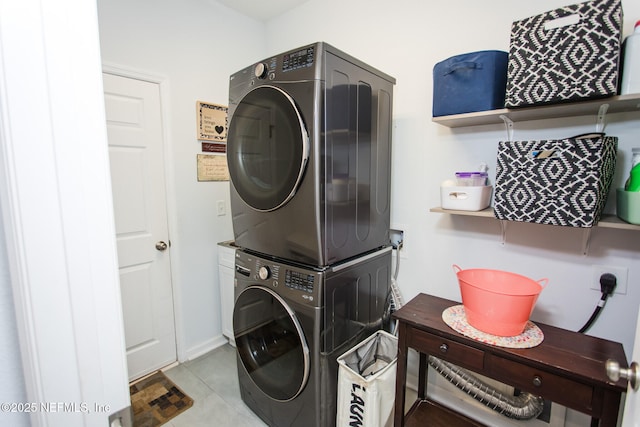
[606,359,639,391]
[155,241,168,251]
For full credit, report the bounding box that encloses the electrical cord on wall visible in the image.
[387,240,404,335]
[578,273,617,333]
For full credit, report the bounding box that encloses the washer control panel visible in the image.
[284,270,314,294]
[234,249,323,307]
[252,260,280,284]
[258,265,271,280]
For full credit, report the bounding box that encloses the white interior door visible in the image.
[621,308,640,427]
[103,72,176,381]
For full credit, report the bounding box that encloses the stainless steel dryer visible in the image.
[227,42,395,266]
[232,246,391,427]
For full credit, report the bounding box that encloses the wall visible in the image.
[97,0,266,358]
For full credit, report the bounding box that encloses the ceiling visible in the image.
[215,0,310,21]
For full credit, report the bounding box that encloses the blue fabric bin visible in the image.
[432,50,508,117]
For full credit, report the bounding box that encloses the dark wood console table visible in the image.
[393,294,628,427]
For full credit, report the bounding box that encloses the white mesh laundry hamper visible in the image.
[336,330,398,427]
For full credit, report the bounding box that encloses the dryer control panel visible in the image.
[282,45,315,72]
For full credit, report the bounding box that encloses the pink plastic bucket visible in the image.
[453,265,548,337]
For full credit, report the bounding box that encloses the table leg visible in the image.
[394,323,408,427]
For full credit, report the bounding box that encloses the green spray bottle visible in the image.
[625,148,640,191]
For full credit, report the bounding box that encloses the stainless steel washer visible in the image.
[232,247,391,427]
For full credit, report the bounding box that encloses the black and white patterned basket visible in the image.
[494,134,617,227]
[505,0,623,108]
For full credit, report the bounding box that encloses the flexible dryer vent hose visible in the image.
[427,355,545,420]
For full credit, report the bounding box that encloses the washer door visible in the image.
[233,286,310,401]
[227,86,309,211]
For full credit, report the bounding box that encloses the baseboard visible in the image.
[184,335,229,361]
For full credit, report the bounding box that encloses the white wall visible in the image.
[97,0,266,358]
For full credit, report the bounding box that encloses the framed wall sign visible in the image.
[196,101,227,142]
[197,154,229,182]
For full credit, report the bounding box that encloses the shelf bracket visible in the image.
[596,104,609,133]
[499,115,514,141]
[581,228,593,256]
[499,220,508,245]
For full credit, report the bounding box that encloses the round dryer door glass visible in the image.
[233,286,310,402]
[227,86,309,211]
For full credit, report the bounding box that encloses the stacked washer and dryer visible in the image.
[226,42,395,427]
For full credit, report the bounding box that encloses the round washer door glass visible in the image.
[227,86,309,211]
[233,286,310,401]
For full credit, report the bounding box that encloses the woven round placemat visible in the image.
[442,305,544,348]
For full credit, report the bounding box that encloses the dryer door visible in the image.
[233,285,310,402]
[227,86,309,212]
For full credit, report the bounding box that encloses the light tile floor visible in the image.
[162,344,266,427]
[161,343,414,426]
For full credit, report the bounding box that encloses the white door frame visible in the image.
[0,0,130,426]
[621,306,640,426]
[102,63,186,365]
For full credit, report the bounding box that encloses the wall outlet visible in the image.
[591,265,628,295]
[390,228,404,249]
[217,200,226,216]
[390,223,408,259]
